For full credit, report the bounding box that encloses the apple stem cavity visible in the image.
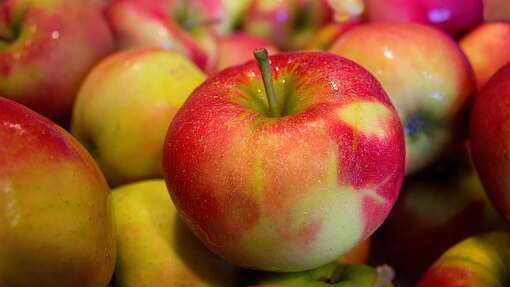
[254,48,280,117]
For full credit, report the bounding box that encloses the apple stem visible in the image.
[254,48,280,117]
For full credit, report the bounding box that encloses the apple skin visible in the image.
[379,149,505,280]
[246,262,394,287]
[470,63,510,222]
[71,48,206,187]
[330,22,475,175]
[163,51,405,272]
[460,22,510,91]
[0,0,114,126]
[215,33,279,72]
[243,0,333,51]
[483,0,510,21]
[337,238,371,265]
[363,0,483,36]
[112,180,241,287]
[0,97,115,286]
[305,21,358,51]
[105,0,219,73]
[417,232,510,287]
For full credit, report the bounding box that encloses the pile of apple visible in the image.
[2,0,510,286]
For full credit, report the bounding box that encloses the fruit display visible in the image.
[0,1,509,286]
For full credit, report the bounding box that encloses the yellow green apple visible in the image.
[71,48,206,186]
[0,97,115,287]
[111,180,241,287]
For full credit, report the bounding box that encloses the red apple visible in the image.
[330,22,475,175]
[460,22,510,91]
[363,0,483,36]
[379,147,505,280]
[470,63,510,222]
[0,97,115,286]
[0,0,114,125]
[215,33,279,72]
[243,0,333,50]
[162,49,405,271]
[105,0,220,72]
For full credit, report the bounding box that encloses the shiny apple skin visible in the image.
[460,22,510,91]
[0,97,115,286]
[331,22,475,175]
[470,63,510,222]
[364,0,483,36]
[163,51,405,272]
[0,0,114,125]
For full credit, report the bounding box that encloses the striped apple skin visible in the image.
[163,51,405,271]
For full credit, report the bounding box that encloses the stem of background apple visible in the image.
[254,48,280,117]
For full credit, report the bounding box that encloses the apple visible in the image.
[105,0,220,73]
[0,97,115,286]
[338,238,371,265]
[470,63,510,222]
[0,0,114,126]
[163,49,405,271]
[483,0,510,21]
[243,0,333,50]
[215,33,279,72]
[363,0,483,36]
[417,232,510,286]
[71,48,206,187]
[247,263,395,287]
[330,22,475,175]
[379,147,506,280]
[112,180,241,287]
[327,0,364,21]
[460,22,510,91]
[305,21,358,51]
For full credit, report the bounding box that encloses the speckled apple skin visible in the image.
[163,51,405,272]
[470,64,510,222]
[460,22,510,91]
[105,0,219,73]
[364,0,483,36]
[0,97,115,286]
[331,22,474,175]
[71,49,206,187]
[417,232,510,287]
[0,0,114,125]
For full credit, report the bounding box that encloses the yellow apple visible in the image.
[71,49,206,186]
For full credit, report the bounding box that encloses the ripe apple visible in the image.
[379,148,505,280]
[305,21,358,51]
[330,22,475,175]
[0,97,115,286]
[0,0,114,125]
[163,49,405,271]
[71,48,206,187]
[243,0,333,50]
[215,33,279,72]
[470,63,510,222]
[460,22,510,91]
[112,180,241,287]
[417,232,510,287]
[483,0,510,21]
[363,0,483,36]
[247,263,395,287]
[105,0,219,73]
[338,238,371,265]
